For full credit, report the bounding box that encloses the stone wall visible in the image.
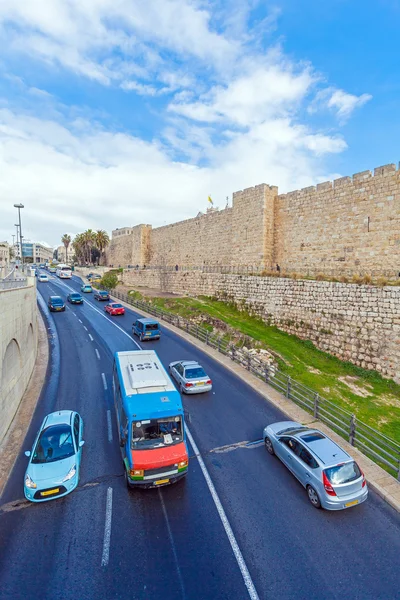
[107,162,400,277]
[0,278,38,443]
[121,269,400,383]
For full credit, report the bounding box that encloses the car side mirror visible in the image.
[79,440,85,447]
[25,450,31,457]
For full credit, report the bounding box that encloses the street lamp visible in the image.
[14,224,20,261]
[14,203,24,267]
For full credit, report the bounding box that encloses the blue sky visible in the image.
[0,0,399,247]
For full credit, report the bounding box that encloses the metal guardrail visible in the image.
[0,278,28,290]
[112,289,400,479]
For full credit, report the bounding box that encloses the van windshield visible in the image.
[145,323,159,331]
[131,417,183,449]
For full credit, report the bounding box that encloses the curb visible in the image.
[112,291,400,515]
[0,308,49,500]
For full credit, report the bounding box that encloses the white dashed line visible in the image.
[83,326,88,331]
[89,334,94,341]
[101,487,113,567]
[186,427,260,600]
[102,373,108,390]
[106,410,113,442]
[95,349,100,360]
[78,319,82,323]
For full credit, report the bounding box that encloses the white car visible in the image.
[38,274,49,282]
[169,360,212,394]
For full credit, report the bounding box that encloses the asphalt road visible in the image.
[0,272,399,600]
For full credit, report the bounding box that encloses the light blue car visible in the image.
[24,410,84,502]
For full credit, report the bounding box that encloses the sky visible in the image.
[0,0,399,248]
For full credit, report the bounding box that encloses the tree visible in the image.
[61,234,71,263]
[95,230,110,265]
[101,272,118,290]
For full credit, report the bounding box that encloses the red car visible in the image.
[105,303,125,316]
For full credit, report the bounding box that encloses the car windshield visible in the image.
[185,367,206,379]
[324,462,361,485]
[31,424,75,463]
[100,292,108,296]
[277,426,309,436]
[145,323,159,331]
[112,304,122,308]
[51,298,63,305]
[71,294,81,299]
[131,417,183,450]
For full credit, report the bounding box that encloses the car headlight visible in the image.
[25,474,37,489]
[178,460,188,469]
[62,465,77,482]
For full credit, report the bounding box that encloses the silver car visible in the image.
[169,360,212,394]
[263,421,368,510]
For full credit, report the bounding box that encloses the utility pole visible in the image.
[14,224,20,263]
[14,204,24,268]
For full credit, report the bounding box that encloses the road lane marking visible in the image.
[186,427,259,600]
[159,489,186,599]
[84,326,88,331]
[95,349,100,360]
[78,319,82,323]
[89,334,94,341]
[107,410,113,442]
[102,373,108,390]
[101,487,113,567]
[51,280,142,350]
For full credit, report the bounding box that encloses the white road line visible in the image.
[95,349,100,360]
[102,373,108,390]
[89,334,94,341]
[51,279,142,350]
[186,427,259,600]
[159,489,186,599]
[101,487,113,567]
[78,319,82,323]
[106,410,113,442]
[84,325,88,331]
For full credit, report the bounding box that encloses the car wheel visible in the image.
[140,334,144,342]
[306,485,321,509]
[125,469,133,491]
[179,382,185,394]
[264,436,275,455]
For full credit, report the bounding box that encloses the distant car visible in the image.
[81,284,92,293]
[169,360,212,394]
[105,302,125,316]
[48,266,56,273]
[38,274,49,282]
[87,274,102,282]
[94,290,110,301]
[48,296,65,312]
[263,421,368,510]
[67,293,83,305]
[24,410,84,502]
[132,318,160,341]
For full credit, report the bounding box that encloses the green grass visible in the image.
[128,290,400,444]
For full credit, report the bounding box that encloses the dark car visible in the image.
[48,296,65,312]
[67,293,84,305]
[94,290,110,301]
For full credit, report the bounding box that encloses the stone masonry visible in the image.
[107,162,400,277]
[121,269,400,384]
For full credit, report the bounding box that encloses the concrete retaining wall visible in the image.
[0,278,38,443]
[122,269,400,383]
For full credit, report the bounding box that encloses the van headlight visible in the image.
[25,474,37,489]
[62,465,77,482]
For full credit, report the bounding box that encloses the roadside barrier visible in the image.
[112,290,400,480]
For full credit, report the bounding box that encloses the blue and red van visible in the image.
[113,350,189,488]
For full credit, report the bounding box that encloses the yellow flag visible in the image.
[208,195,213,205]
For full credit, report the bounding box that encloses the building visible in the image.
[0,242,10,276]
[106,161,400,278]
[19,241,54,264]
[56,243,74,263]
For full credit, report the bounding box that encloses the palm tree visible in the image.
[82,229,96,265]
[95,230,110,265]
[61,234,71,263]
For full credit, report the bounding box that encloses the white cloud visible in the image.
[310,87,372,121]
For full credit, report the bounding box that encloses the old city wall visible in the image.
[122,269,400,383]
[274,163,400,275]
[0,279,38,444]
[108,225,151,267]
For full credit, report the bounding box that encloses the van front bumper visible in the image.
[127,470,187,489]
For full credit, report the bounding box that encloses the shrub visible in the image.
[316,273,326,281]
[351,274,363,285]
[291,272,299,280]
[101,272,119,290]
[339,275,349,283]
[362,273,372,285]
[377,276,388,287]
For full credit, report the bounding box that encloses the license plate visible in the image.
[195,382,204,386]
[155,479,169,485]
[41,488,60,496]
[146,332,152,336]
[56,308,61,311]
[345,500,359,507]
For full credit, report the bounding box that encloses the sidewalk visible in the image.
[112,291,400,514]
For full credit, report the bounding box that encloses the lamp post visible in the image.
[14,224,20,263]
[14,203,24,268]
